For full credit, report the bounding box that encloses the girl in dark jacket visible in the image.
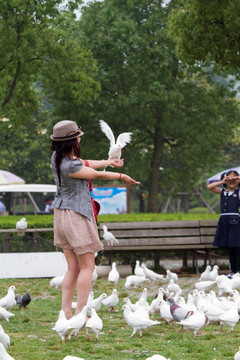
[207,170,240,278]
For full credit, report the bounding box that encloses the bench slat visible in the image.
[100,228,200,238]
[103,244,214,251]
[102,236,201,246]
[99,220,200,230]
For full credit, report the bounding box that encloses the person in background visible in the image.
[44,196,54,213]
[0,198,6,212]
[207,169,240,278]
[50,120,140,319]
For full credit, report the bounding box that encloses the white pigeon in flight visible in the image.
[99,120,132,161]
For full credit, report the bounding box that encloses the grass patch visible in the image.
[0,276,238,360]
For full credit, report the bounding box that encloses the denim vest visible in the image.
[51,153,92,220]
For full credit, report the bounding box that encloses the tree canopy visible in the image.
[168,0,240,70]
[0,0,100,183]
[0,0,99,124]
[68,0,240,211]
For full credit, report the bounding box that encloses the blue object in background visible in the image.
[92,187,127,214]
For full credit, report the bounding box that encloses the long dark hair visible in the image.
[51,138,81,188]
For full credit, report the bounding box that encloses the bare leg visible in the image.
[61,249,79,319]
[75,252,95,315]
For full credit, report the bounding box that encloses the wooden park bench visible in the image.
[0,220,220,273]
[99,219,220,273]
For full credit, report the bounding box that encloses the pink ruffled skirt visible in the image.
[53,208,103,254]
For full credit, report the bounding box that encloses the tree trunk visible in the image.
[147,124,164,213]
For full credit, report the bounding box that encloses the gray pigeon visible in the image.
[16,292,31,309]
[167,297,194,332]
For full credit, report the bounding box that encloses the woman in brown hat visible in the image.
[50,120,139,319]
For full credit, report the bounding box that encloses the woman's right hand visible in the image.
[122,174,140,184]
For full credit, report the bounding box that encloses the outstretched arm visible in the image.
[82,159,124,169]
[69,165,140,185]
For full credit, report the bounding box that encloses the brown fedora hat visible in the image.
[50,120,84,141]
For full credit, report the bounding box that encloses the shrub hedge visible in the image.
[0,212,219,229]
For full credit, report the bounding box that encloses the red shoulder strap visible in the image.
[84,160,93,191]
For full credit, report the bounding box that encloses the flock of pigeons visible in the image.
[0,286,31,359]
[48,260,240,360]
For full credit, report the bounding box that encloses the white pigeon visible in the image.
[0,343,15,360]
[203,303,225,325]
[167,280,182,295]
[102,225,119,248]
[108,262,120,286]
[141,264,165,282]
[230,273,240,290]
[135,288,149,307]
[166,269,178,283]
[159,300,173,324]
[63,357,85,360]
[123,298,150,318]
[50,276,64,289]
[134,260,145,277]
[149,288,164,319]
[16,217,27,230]
[122,304,160,337]
[146,355,171,360]
[72,291,93,309]
[0,286,16,311]
[177,306,206,337]
[92,266,98,286]
[85,308,103,342]
[234,346,240,360]
[125,275,147,289]
[67,305,90,338]
[0,307,15,323]
[87,293,107,311]
[195,280,216,292]
[219,302,240,332]
[216,276,233,296]
[99,119,132,161]
[209,265,219,281]
[52,310,74,342]
[102,289,119,311]
[0,324,10,350]
[199,265,211,281]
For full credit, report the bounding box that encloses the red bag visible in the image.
[85,160,101,222]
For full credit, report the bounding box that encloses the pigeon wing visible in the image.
[116,132,132,148]
[99,120,115,146]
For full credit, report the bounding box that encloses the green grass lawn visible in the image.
[0,276,239,360]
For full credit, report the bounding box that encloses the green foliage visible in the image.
[168,0,240,70]
[0,213,219,230]
[65,0,240,212]
[0,276,239,360]
[0,215,53,229]
[0,0,100,183]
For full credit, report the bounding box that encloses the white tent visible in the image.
[207,166,240,184]
[0,184,56,214]
[0,184,56,193]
